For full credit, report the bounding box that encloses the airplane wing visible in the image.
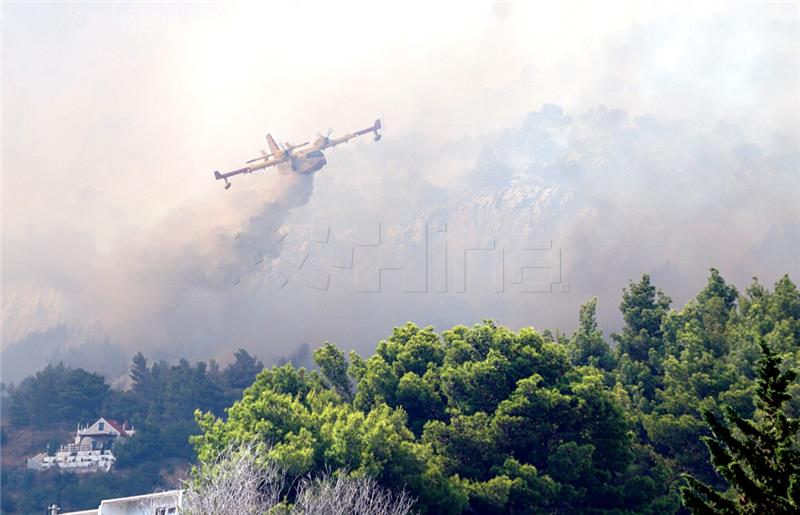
[246,149,272,164]
[213,155,289,189]
[316,119,381,151]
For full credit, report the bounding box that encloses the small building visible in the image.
[28,418,135,473]
[55,490,183,515]
[74,418,136,451]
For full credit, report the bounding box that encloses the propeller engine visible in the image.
[315,128,333,146]
[281,141,310,154]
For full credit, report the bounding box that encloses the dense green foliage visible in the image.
[194,323,677,513]
[3,270,798,514]
[3,363,110,426]
[681,340,800,514]
[2,349,264,463]
[113,349,264,427]
[193,271,800,514]
[628,272,800,488]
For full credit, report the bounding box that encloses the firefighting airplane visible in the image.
[213,119,382,189]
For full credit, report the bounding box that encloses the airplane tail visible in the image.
[373,118,382,141]
[214,170,232,189]
[266,134,280,154]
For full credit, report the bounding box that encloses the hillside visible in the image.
[1,424,73,471]
[0,349,264,514]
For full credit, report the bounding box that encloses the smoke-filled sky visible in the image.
[2,1,799,383]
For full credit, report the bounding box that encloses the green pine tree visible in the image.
[680,340,800,514]
[612,274,672,362]
[569,297,616,371]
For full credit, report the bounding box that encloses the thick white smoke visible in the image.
[2,2,797,382]
[2,172,315,379]
[3,103,799,383]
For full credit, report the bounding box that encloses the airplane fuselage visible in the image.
[289,150,327,174]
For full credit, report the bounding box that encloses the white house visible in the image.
[28,418,135,473]
[74,418,136,450]
[55,490,183,515]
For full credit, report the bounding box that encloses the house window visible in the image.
[168,509,176,514]
[155,508,166,515]
[98,422,105,431]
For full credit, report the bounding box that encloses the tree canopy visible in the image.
[4,270,798,514]
[194,270,800,514]
[681,340,800,514]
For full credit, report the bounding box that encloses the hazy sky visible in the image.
[2,1,798,382]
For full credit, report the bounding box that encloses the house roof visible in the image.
[103,418,129,437]
[76,418,133,438]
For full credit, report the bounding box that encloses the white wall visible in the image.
[97,490,182,515]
